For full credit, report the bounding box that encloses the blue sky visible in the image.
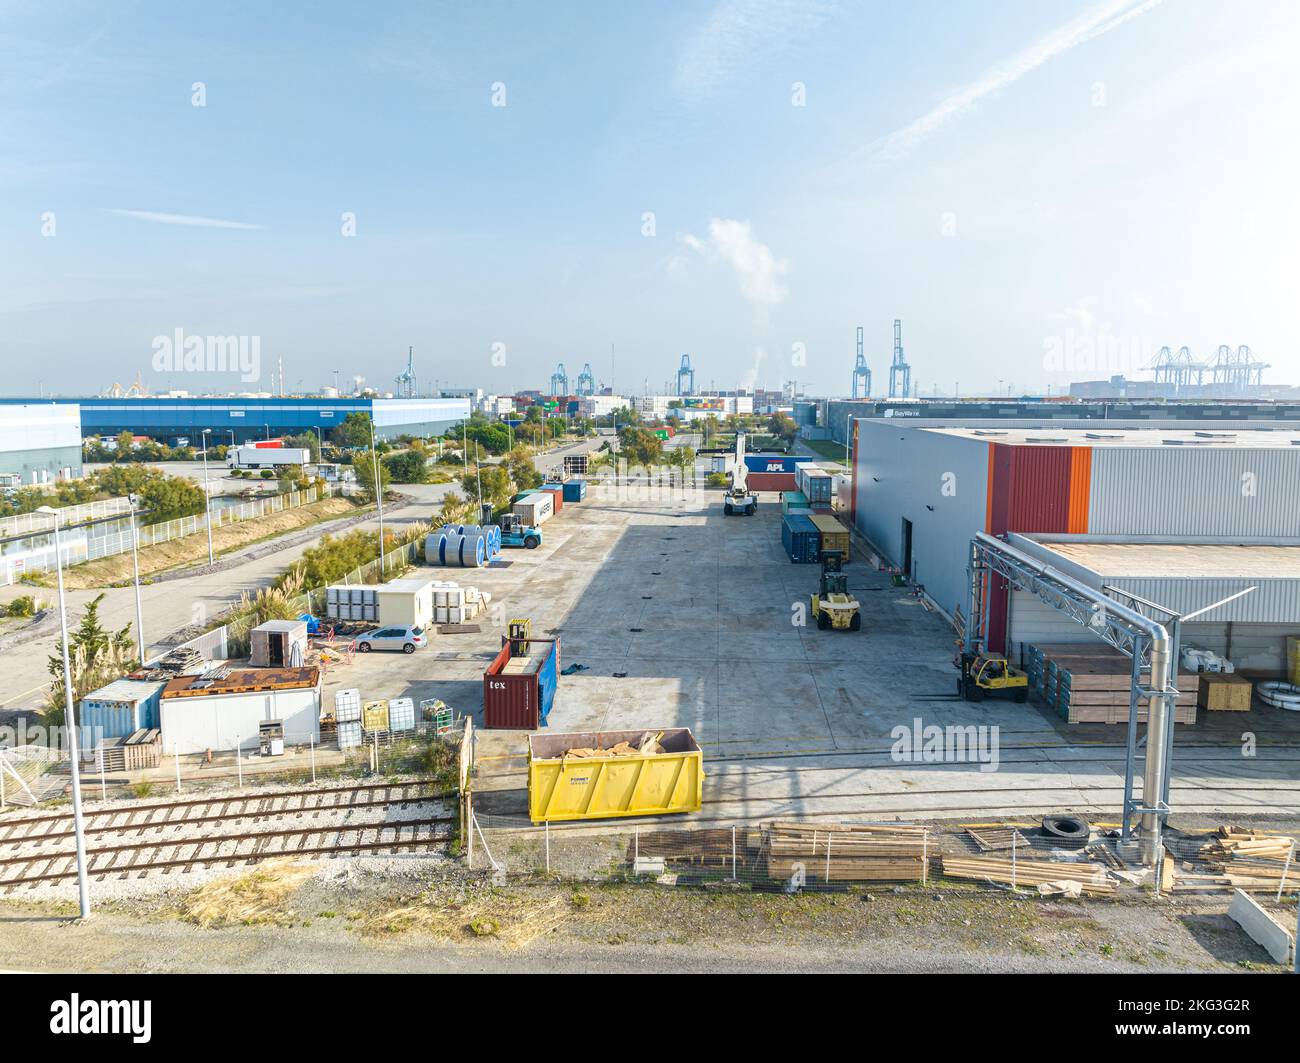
[2,0,1298,397]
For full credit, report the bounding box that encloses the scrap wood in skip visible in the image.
[1178,827,1299,893]
[763,821,930,883]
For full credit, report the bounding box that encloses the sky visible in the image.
[2,0,1299,399]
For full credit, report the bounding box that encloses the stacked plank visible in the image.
[941,853,1116,896]
[966,827,1034,853]
[763,821,929,884]
[1189,828,1296,893]
[1025,643,1197,725]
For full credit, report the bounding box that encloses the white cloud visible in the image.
[674,0,832,97]
[855,0,1165,164]
[105,209,264,231]
[678,219,790,317]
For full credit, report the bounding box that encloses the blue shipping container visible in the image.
[781,515,821,564]
[538,642,558,726]
[79,679,165,741]
[745,454,799,474]
[561,479,587,502]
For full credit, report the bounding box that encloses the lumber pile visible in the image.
[764,821,929,884]
[941,854,1116,896]
[1192,828,1296,893]
[1024,643,1197,725]
[966,827,1033,853]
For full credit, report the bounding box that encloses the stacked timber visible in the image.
[1183,828,1297,893]
[763,821,929,884]
[1025,643,1198,725]
[941,854,1116,896]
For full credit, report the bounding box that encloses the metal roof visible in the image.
[1037,541,1300,579]
[923,426,1300,448]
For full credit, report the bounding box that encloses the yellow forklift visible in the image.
[957,651,1029,702]
[810,550,861,631]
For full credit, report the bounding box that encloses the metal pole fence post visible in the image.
[310,733,316,784]
[237,736,243,790]
[545,820,550,874]
[0,757,5,808]
[1278,841,1295,904]
[922,829,928,885]
[175,751,182,795]
[634,827,639,865]
[825,833,832,884]
[99,749,105,802]
[1011,830,1017,890]
[732,826,737,881]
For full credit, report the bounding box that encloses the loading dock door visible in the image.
[901,518,913,580]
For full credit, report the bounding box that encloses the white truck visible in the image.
[723,433,758,516]
[226,445,311,471]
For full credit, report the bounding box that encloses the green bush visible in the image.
[6,595,40,618]
[260,469,275,479]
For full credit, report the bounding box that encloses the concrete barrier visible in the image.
[1228,889,1295,964]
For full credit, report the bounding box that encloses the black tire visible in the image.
[723,504,732,516]
[849,612,861,632]
[963,678,983,701]
[1014,687,1028,703]
[747,503,756,515]
[1041,814,1090,849]
[524,536,539,549]
[817,610,829,630]
[358,642,372,653]
[402,643,415,654]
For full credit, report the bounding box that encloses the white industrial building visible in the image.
[0,403,82,483]
[576,395,627,418]
[159,667,321,753]
[849,418,1300,674]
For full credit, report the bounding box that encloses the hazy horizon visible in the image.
[3,0,1298,398]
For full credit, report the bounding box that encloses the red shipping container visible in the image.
[747,472,797,493]
[540,487,563,513]
[483,638,560,729]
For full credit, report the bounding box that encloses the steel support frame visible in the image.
[964,538,1172,845]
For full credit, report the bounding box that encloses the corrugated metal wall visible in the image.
[1089,447,1300,536]
[852,420,989,619]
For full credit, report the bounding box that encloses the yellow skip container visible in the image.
[527,728,704,823]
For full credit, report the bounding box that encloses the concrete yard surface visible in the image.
[320,479,1300,828]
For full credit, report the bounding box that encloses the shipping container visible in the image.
[80,679,165,742]
[527,727,704,823]
[562,479,588,502]
[539,485,563,513]
[483,637,559,729]
[747,471,798,493]
[512,492,554,526]
[781,514,821,564]
[810,513,850,559]
[744,454,799,473]
[795,463,835,504]
[781,490,808,514]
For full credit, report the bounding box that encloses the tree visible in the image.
[768,412,798,443]
[353,450,391,501]
[461,463,510,509]
[332,412,373,450]
[507,448,542,492]
[383,449,430,484]
[618,425,663,470]
[46,594,137,721]
[284,433,321,462]
[113,430,135,459]
[138,472,205,523]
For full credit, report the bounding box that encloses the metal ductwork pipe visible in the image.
[972,533,1174,865]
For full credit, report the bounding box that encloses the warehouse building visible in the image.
[849,419,1300,673]
[824,398,1300,447]
[0,403,83,484]
[0,396,470,444]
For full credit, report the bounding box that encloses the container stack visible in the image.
[809,514,850,559]
[513,491,554,527]
[780,490,809,515]
[325,585,379,623]
[561,479,588,502]
[482,635,559,729]
[794,463,835,511]
[781,513,820,563]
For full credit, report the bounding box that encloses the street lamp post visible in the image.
[37,506,91,919]
[127,493,146,666]
[200,429,215,565]
[369,417,386,577]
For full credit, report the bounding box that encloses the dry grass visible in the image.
[180,861,320,928]
[360,888,569,948]
[50,496,359,589]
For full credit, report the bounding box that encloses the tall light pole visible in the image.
[127,493,146,666]
[369,416,386,577]
[200,429,215,565]
[37,506,91,919]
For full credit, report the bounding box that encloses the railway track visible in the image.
[0,816,457,891]
[0,781,451,847]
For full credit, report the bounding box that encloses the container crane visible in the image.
[887,319,911,399]
[676,354,695,396]
[549,362,568,396]
[851,326,871,399]
[395,346,417,399]
[576,363,595,396]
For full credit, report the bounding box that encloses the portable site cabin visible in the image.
[249,620,309,668]
[160,667,321,754]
